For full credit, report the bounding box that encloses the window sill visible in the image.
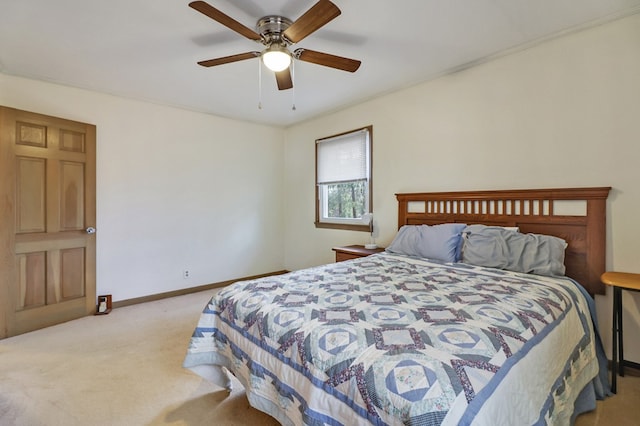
[315,222,370,232]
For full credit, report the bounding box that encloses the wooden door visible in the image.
[0,107,96,338]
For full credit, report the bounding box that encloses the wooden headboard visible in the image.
[396,187,611,295]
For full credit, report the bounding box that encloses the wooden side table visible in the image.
[601,271,640,393]
[332,245,385,262]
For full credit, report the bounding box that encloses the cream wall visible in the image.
[283,14,640,361]
[0,73,285,301]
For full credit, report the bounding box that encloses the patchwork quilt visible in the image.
[183,253,605,425]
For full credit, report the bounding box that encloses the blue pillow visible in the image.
[461,224,567,276]
[386,223,467,263]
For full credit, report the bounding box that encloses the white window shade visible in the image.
[317,130,368,185]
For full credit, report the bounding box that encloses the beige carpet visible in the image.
[0,289,638,425]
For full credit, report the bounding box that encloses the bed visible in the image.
[184,187,611,425]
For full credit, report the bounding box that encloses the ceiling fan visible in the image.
[189,0,361,91]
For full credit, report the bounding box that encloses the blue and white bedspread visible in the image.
[183,252,608,425]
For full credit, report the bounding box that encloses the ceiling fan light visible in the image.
[262,47,291,72]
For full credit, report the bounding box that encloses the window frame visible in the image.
[315,125,373,231]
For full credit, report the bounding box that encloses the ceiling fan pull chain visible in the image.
[258,59,263,110]
[291,61,296,111]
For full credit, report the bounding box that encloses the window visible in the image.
[315,126,372,231]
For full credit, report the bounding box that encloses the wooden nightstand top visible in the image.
[331,244,384,256]
[601,272,640,291]
[332,245,385,258]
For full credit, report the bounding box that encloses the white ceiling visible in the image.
[1,0,639,127]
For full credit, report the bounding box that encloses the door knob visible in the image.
[86,227,96,234]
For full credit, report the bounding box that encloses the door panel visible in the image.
[16,252,47,309]
[16,121,47,147]
[16,157,47,233]
[60,161,85,230]
[60,247,85,300]
[0,106,96,338]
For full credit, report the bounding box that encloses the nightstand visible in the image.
[332,245,385,262]
[601,271,640,393]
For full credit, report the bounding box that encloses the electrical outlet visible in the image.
[183,269,190,279]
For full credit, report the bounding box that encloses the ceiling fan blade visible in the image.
[189,1,261,41]
[294,49,361,72]
[282,0,340,44]
[197,51,260,67]
[275,68,293,90]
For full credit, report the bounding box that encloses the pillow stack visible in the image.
[386,223,568,277]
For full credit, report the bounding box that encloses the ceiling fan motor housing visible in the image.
[257,16,293,46]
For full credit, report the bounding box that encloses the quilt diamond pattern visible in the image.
[184,253,599,425]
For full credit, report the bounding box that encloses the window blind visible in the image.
[316,129,368,185]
